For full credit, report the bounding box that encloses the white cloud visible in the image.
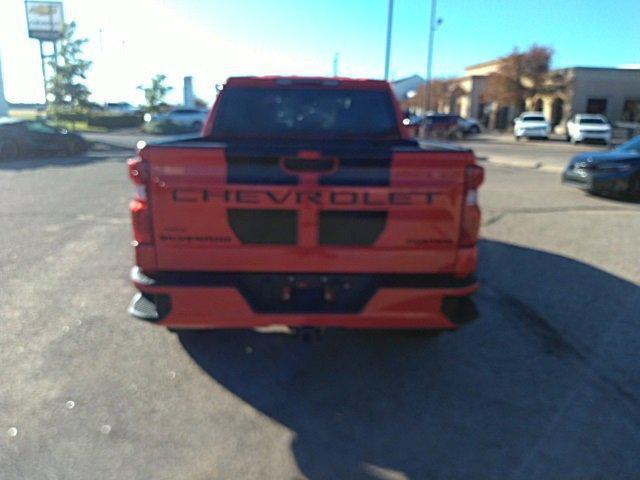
[1,0,346,104]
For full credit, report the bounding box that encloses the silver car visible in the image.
[145,108,209,130]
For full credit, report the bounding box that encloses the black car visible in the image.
[422,114,463,139]
[562,135,640,199]
[0,118,87,160]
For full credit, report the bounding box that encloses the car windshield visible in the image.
[616,135,640,153]
[26,122,58,134]
[211,87,400,139]
[579,118,606,124]
[522,116,545,122]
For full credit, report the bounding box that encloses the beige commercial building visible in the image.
[398,59,640,132]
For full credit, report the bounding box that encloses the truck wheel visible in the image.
[192,121,203,131]
[0,139,19,160]
[469,125,480,134]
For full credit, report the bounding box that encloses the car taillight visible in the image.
[128,157,153,245]
[459,164,484,247]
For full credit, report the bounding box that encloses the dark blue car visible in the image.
[0,118,87,160]
[562,135,640,200]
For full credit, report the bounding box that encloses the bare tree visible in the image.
[484,45,554,114]
[402,78,456,114]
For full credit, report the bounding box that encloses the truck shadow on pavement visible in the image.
[178,240,640,480]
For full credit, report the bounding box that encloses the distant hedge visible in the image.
[48,111,143,130]
[87,114,143,129]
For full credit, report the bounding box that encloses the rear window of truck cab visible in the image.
[210,87,401,139]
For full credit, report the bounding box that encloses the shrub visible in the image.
[142,119,199,134]
[86,114,143,129]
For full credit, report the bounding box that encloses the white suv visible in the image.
[514,112,551,140]
[566,114,612,145]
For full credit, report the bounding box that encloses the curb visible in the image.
[477,157,564,174]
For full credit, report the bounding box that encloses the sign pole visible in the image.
[39,40,48,105]
[384,0,394,80]
[425,0,437,113]
[24,1,65,105]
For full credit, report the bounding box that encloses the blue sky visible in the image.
[1,0,639,104]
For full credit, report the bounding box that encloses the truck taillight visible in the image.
[128,157,153,245]
[465,164,484,190]
[128,156,149,200]
[130,199,153,245]
[459,164,484,247]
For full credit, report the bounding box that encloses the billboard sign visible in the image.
[25,1,64,41]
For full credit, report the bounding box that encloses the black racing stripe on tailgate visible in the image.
[228,209,297,244]
[320,158,391,186]
[319,211,387,246]
[226,154,391,187]
[227,156,298,185]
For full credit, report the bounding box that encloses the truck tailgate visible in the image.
[142,142,473,273]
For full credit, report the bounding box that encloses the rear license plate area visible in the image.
[236,274,376,314]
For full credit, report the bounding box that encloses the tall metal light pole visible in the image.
[0,52,8,116]
[424,0,438,113]
[384,0,394,80]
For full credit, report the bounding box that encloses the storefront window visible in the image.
[586,98,607,114]
[622,100,640,122]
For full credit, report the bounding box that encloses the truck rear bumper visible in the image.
[129,267,479,330]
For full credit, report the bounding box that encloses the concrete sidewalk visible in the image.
[457,132,610,173]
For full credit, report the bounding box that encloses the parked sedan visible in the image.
[514,112,551,140]
[0,118,87,160]
[458,116,481,135]
[562,135,640,199]
[421,113,463,139]
[566,113,612,145]
[144,108,209,131]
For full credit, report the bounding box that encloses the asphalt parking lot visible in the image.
[1,134,639,480]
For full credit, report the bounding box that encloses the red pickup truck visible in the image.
[127,76,484,330]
